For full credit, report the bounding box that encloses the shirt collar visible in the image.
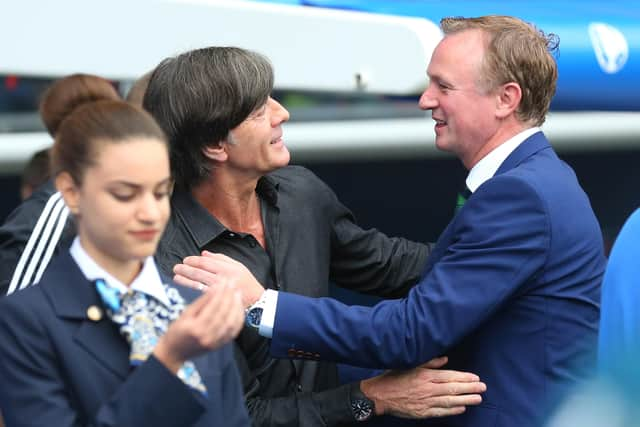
[172,175,280,249]
[172,191,226,248]
[466,127,541,192]
[69,237,170,307]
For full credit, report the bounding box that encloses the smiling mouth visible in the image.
[130,230,158,239]
[433,118,448,131]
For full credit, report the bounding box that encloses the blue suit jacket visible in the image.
[0,252,250,427]
[270,132,605,427]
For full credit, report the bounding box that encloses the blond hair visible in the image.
[441,15,559,126]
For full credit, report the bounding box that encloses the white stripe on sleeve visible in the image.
[7,192,69,295]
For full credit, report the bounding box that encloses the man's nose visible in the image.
[269,98,290,125]
[418,85,437,111]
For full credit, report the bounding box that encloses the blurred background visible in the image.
[2,0,639,253]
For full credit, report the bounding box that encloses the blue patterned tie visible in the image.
[94,279,207,395]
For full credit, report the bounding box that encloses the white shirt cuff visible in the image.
[258,289,279,338]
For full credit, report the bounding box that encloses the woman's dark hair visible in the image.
[39,74,121,136]
[51,89,168,184]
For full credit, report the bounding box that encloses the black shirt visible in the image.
[156,165,430,427]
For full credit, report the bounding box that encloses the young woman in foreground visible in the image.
[0,76,249,427]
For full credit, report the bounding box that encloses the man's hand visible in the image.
[153,282,244,373]
[173,251,266,307]
[360,356,486,419]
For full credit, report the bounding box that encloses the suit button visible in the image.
[297,384,303,392]
[86,305,103,322]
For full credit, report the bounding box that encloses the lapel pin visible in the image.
[87,305,103,322]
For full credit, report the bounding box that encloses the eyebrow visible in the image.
[109,177,173,190]
[428,73,446,85]
[426,70,441,81]
[428,68,460,88]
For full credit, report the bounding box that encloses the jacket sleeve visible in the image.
[0,182,73,296]
[271,177,550,369]
[312,172,431,298]
[0,297,206,427]
[232,344,355,427]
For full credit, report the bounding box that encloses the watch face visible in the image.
[351,399,373,422]
[245,306,264,328]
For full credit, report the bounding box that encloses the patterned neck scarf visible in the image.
[95,279,207,395]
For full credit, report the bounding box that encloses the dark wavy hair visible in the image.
[143,47,274,190]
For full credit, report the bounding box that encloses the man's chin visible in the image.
[434,138,451,153]
[264,154,291,174]
[275,149,291,168]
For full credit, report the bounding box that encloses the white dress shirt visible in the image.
[70,237,170,307]
[466,127,541,192]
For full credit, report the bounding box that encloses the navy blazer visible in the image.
[0,252,250,427]
[269,132,605,427]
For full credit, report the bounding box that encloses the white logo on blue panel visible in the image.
[588,22,628,74]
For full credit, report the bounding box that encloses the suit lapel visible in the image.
[258,180,305,375]
[42,253,130,380]
[265,208,305,374]
[174,283,222,384]
[423,132,552,277]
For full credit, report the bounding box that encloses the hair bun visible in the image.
[40,73,121,136]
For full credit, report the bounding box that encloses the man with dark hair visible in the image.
[144,46,484,426]
[178,17,605,427]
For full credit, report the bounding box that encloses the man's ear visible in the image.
[55,172,80,216]
[495,82,522,119]
[202,141,228,162]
